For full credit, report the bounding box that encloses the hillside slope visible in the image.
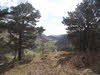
[3,51,98,75]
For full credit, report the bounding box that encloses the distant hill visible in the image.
[48,34,66,41]
[37,34,72,51]
[55,34,72,51]
[35,34,57,52]
[37,34,66,41]
[37,34,50,42]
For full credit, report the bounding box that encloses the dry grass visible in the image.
[2,51,100,75]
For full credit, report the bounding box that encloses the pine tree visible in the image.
[7,3,45,60]
[62,0,99,51]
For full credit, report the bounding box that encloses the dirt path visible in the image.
[4,58,61,75]
[29,60,60,75]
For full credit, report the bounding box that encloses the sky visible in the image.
[0,0,82,35]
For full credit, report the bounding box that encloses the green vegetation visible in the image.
[1,0,100,75]
[62,0,100,51]
[34,37,57,54]
[0,2,45,72]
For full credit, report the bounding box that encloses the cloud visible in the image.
[0,0,82,35]
[0,0,17,7]
[27,0,82,35]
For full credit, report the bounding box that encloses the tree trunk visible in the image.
[82,30,88,52]
[18,33,22,61]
